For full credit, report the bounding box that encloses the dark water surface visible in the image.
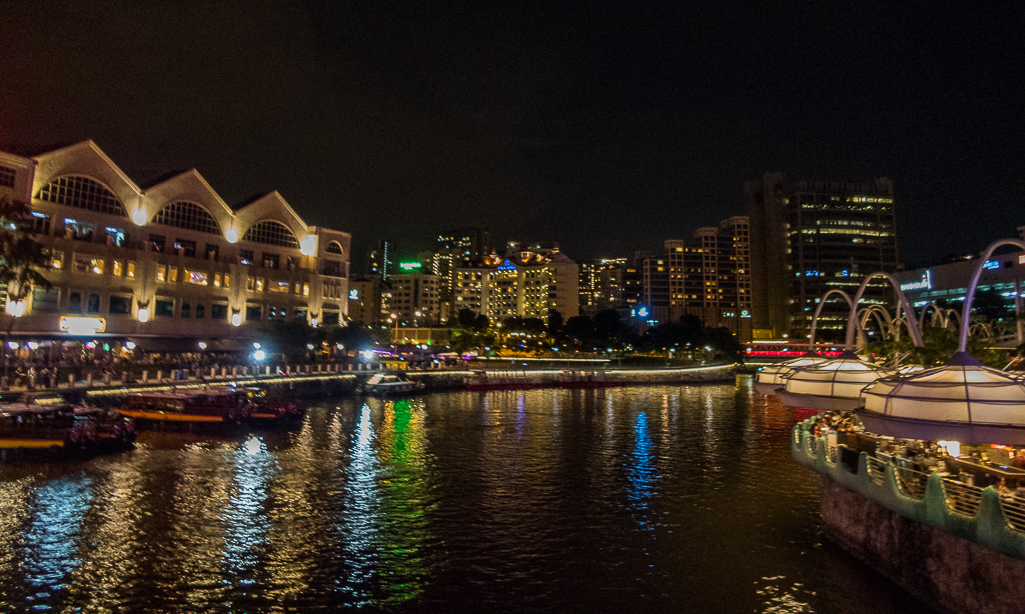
[0,376,928,613]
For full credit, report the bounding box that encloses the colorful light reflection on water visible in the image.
[0,378,930,612]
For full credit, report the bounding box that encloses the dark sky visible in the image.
[1,1,1022,269]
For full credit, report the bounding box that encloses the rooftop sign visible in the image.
[399,262,422,270]
[899,270,932,292]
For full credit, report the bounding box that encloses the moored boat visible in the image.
[363,374,425,397]
[558,370,623,389]
[120,388,252,431]
[465,370,544,391]
[0,394,134,458]
[243,386,306,423]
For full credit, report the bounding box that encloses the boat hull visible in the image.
[774,390,863,411]
[754,382,782,396]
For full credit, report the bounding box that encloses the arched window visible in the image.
[154,201,220,234]
[326,241,344,255]
[242,220,299,248]
[35,175,126,217]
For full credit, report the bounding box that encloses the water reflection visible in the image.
[20,475,91,607]
[221,437,277,587]
[338,402,380,605]
[0,382,928,613]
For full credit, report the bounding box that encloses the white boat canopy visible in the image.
[859,352,1025,444]
[776,350,895,410]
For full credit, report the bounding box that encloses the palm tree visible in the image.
[0,197,52,381]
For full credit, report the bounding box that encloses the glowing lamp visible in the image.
[27,342,38,350]
[306,343,315,350]
[7,342,18,350]
[225,227,239,243]
[125,341,137,350]
[5,301,26,317]
[137,308,151,323]
[198,341,208,350]
[131,208,148,226]
[310,317,319,327]
[252,349,266,361]
[253,342,261,349]
[231,312,242,327]
[300,235,317,256]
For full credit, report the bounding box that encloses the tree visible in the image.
[593,309,624,346]
[702,327,744,363]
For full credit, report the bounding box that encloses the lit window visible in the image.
[169,267,178,283]
[294,283,302,295]
[64,218,95,241]
[255,278,265,292]
[303,283,309,296]
[126,262,135,279]
[113,260,123,276]
[224,274,230,288]
[326,241,343,255]
[213,273,222,287]
[246,277,255,291]
[186,270,208,286]
[0,165,15,188]
[74,257,104,274]
[51,251,63,269]
[157,265,167,282]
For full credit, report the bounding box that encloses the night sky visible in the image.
[1,1,1022,269]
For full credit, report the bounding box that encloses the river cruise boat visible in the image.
[0,394,134,457]
[362,374,425,397]
[465,370,545,391]
[120,388,253,431]
[243,386,305,423]
[558,370,623,389]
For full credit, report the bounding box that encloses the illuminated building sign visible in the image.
[899,270,932,292]
[983,260,1000,270]
[740,309,751,318]
[349,289,359,300]
[637,306,650,318]
[497,259,516,271]
[1019,255,1025,265]
[59,316,106,335]
[399,262,422,270]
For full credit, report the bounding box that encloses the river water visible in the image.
[0,376,929,613]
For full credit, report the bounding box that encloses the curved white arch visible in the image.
[808,289,855,347]
[858,304,893,342]
[958,238,1025,351]
[845,272,924,349]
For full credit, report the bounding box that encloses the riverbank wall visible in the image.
[80,363,736,404]
[793,420,1025,614]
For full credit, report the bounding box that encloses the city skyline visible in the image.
[1,2,1022,266]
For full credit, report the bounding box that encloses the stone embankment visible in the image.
[794,419,1025,614]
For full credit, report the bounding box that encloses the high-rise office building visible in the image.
[579,258,627,316]
[431,227,490,298]
[746,173,898,339]
[367,240,394,282]
[453,247,578,324]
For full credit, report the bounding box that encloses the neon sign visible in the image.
[59,316,106,335]
[399,262,422,270]
[349,289,359,300]
[497,259,516,271]
[637,306,650,318]
[899,270,932,292]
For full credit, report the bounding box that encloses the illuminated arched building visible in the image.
[0,141,351,348]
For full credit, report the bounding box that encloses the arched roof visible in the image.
[153,201,221,234]
[326,240,344,255]
[34,174,127,217]
[242,219,299,248]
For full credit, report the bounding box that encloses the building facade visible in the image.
[746,173,898,340]
[453,248,579,324]
[386,272,442,324]
[664,216,752,340]
[0,141,351,348]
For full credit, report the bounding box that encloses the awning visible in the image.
[126,337,248,353]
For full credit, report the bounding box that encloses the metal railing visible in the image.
[894,465,929,500]
[865,456,888,486]
[806,434,818,457]
[826,443,838,464]
[999,497,1025,532]
[940,479,983,517]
